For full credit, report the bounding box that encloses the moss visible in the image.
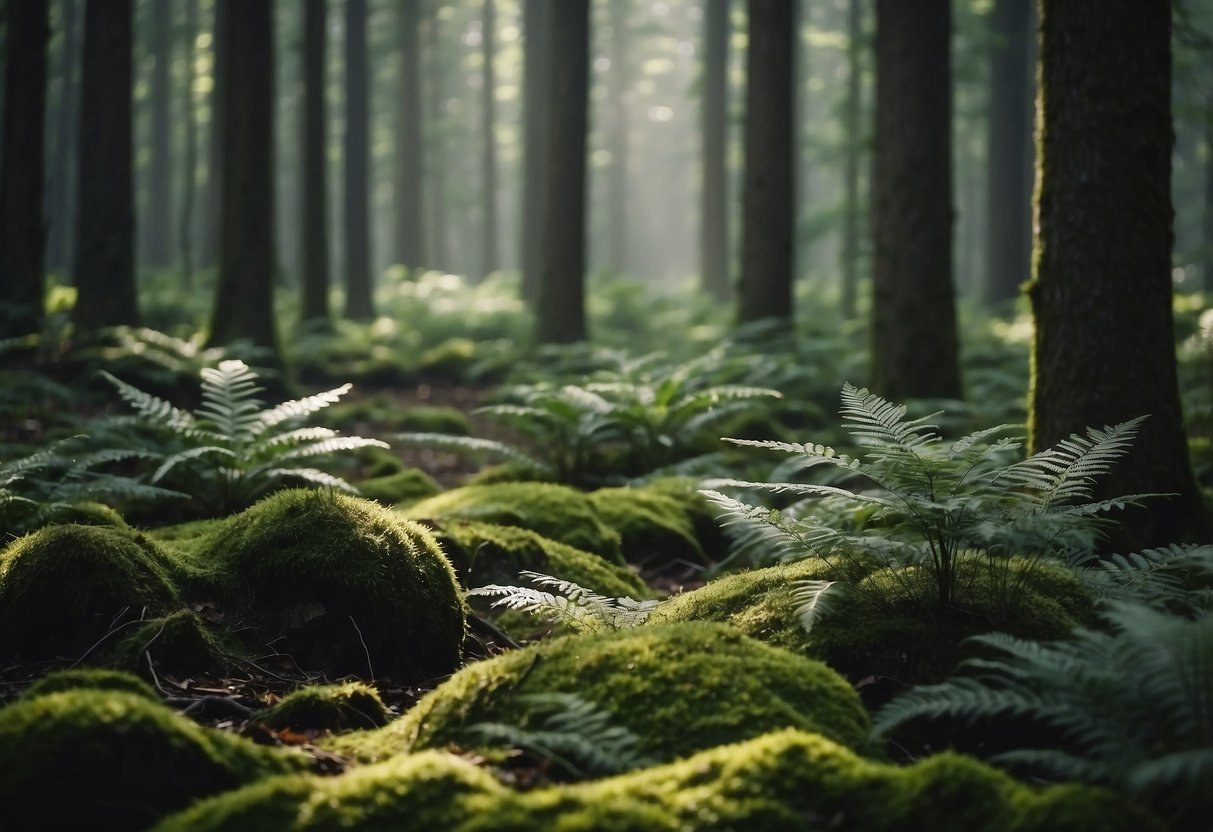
[54,501,130,529]
[259,682,390,732]
[403,482,624,565]
[195,489,467,682]
[157,729,1161,832]
[0,524,183,661]
[356,468,443,507]
[587,481,726,567]
[99,609,236,675]
[21,668,158,702]
[326,622,871,765]
[465,461,549,486]
[0,689,305,831]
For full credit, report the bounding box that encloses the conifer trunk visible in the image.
[700,0,729,301]
[344,0,373,319]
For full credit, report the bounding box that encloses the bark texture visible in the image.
[700,0,729,301]
[300,0,330,325]
[480,0,498,282]
[344,0,373,319]
[147,0,173,267]
[520,0,551,306]
[394,0,424,270]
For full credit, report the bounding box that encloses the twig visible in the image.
[468,613,522,650]
[349,615,375,680]
[70,608,147,668]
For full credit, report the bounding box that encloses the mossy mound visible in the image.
[53,501,131,529]
[0,524,182,661]
[98,608,235,675]
[0,689,305,831]
[326,622,871,766]
[356,468,442,507]
[21,668,158,702]
[196,489,466,682]
[586,480,725,567]
[157,729,1161,832]
[259,682,390,732]
[402,482,624,565]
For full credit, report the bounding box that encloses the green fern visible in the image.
[469,571,661,632]
[1076,543,1213,613]
[102,359,388,516]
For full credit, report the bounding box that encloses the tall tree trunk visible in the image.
[480,0,498,282]
[839,0,861,319]
[300,0,329,325]
[700,0,729,301]
[426,6,447,272]
[394,0,423,271]
[1204,86,1213,293]
[209,0,280,357]
[46,0,78,276]
[738,0,795,324]
[0,0,49,338]
[200,0,228,269]
[520,0,550,306]
[605,0,628,275]
[344,0,373,319]
[147,0,173,267]
[73,0,138,333]
[180,0,197,291]
[870,0,960,400]
[1030,0,1206,549]
[534,0,588,344]
[984,0,1032,307]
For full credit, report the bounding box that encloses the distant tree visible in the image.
[1030,0,1207,548]
[699,0,729,301]
[74,0,139,333]
[738,0,795,324]
[0,0,49,338]
[983,0,1033,307]
[520,0,551,306]
[425,5,448,271]
[299,0,330,325]
[147,0,173,268]
[180,0,198,291]
[534,0,588,344]
[200,0,228,269]
[839,0,861,319]
[344,0,373,320]
[480,0,498,282]
[394,0,424,271]
[45,0,79,276]
[869,0,960,400]
[605,0,629,276]
[209,0,280,358]
[1205,85,1213,292]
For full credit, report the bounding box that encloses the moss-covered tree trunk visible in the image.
[209,0,280,358]
[520,0,551,307]
[299,0,329,326]
[73,0,139,333]
[738,0,794,324]
[344,0,373,320]
[394,0,424,272]
[870,0,960,400]
[0,0,49,338]
[534,0,588,344]
[1030,0,1207,548]
[700,0,729,302]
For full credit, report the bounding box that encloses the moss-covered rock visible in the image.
[356,468,442,507]
[326,622,872,765]
[0,689,305,831]
[195,489,467,682]
[156,729,1162,832]
[587,481,725,567]
[0,524,182,661]
[21,668,158,702]
[259,682,390,732]
[403,482,624,565]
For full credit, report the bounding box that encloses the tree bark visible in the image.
[344,0,373,319]
[0,0,49,337]
[605,0,629,276]
[209,0,280,357]
[300,0,330,325]
[1030,0,1206,549]
[738,0,795,324]
[147,0,173,267]
[180,0,198,291]
[1204,85,1213,293]
[73,0,138,333]
[870,0,960,400]
[394,0,424,271]
[200,0,228,269]
[839,0,861,319]
[425,6,447,272]
[534,0,588,344]
[45,0,79,276]
[700,0,729,301]
[520,0,551,306]
[480,0,498,282]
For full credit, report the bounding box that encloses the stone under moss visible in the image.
[0,524,183,662]
[21,668,158,702]
[586,480,725,568]
[325,622,872,766]
[356,468,442,507]
[155,729,1162,832]
[258,682,390,732]
[194,489,467,682]
[0,688,305,831]
[402,482,624,565]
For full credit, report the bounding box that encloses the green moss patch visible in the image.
[356,468,442,507]
[195,489,467,682]
[0,689,305,831]
[327,622,871,765]
[587,481,725,567]
[158,729,1160,832]
[0,524,183,662]
[21,668,158,702]
[403,482,624,565]
[259,682,390,732]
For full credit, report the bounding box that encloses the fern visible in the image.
[469,571,660,632]
[1075,543,1213,613]
[101,360,388,516]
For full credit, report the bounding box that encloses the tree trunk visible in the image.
[395,0,424,271]
[180,0,197,291]
[300,0,329,325]
[425,7,447,272]
[738,0,795,324]
[479,0,498,282]
[983,0,1032,307]
[700,0,729,301]
[1030,0,1206,549]
[605,0,628,276]
[1204,85,1213,293]
[45,0,79,276]
[200,0,228,269]
[344,0,373,320]
[520,0,551,306]
[73,0,138,333]
[209,0,280,357]
[147,0,173,268]
[870,0,960,400]
[839,0,861,319]
[0,0,49,338]
[534,0,588,344]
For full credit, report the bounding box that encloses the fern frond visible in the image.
[394,432,546,470]
[1003,416,1148,508]
[274,436,391,461]
[263,467,360,492]
[258,383,353,427]
[101,371,195,432]
[839,382,941,450]
[195,360,265,442]
[790,579,839,634]
[152,446,235,483]
[705,478,898,509]
[1082,544,1213,612]
[469,571,658,632]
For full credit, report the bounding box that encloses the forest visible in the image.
[0,0,1212,829]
